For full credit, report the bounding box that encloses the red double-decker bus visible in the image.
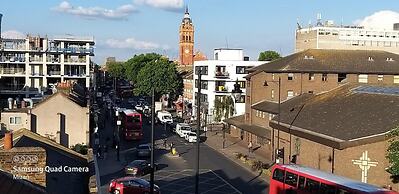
[121,109,143,140]
[270,164,398,194]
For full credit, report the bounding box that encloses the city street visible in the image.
[96,98,268,194]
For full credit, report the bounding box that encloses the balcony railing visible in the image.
[65,73,87,77]
[0,57,26,63]
[214,71,229,78]
[48,47,94,54]
[215,85,228,93]
[47,71,61,76]
[64,58,87,63]
[29,57,44,63]
[46,58,60,63]
[31,72,44,76]
[0,68,25,75]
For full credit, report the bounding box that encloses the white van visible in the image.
[157,111,173,124]
[175,123,192,138]
[185,131,197,143]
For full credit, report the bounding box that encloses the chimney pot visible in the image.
[4,131,13,150]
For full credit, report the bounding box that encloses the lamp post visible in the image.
[264,77,281,163]
[115,110,121,161]
[195,68,202,194]
[150,88,155,194]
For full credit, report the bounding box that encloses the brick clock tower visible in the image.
[179,7,194,66]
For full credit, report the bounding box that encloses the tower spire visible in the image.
[185,5,189,14]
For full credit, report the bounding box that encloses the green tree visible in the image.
[71,144,88,155]
[124,53,162,84]
[387,127,399,183]
[106,61,125,78]
[134,58,183,98]
[258,50,282,61]
[213,96,235,122]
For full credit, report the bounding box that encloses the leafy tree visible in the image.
[106,61,125,78]
[124,53,162,84]
[134,58,183,98]
[387,127,399,183]
[213,96,235,122]
[71,143,88,155]
[258,50,282,61]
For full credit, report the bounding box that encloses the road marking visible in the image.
[210,170,242,194]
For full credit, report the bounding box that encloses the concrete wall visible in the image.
[31,93,89,148]
[0,112,30,131]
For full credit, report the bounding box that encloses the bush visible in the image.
[251,160,264,171]
[72,144,88,155]
[235,152,243,159]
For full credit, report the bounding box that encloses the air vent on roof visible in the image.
[368,57,374,61]
[304,55,314,60]
[386,57,395,62]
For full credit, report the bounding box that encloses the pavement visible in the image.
[203,130,272,180]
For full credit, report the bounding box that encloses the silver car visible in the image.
[137,144,151,158]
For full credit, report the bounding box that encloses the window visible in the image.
[256,110,259,117]
[358,74,368,83]
[215,53,218,60]
[309,73,315,81]
[288,73,294,80]
[284,171,298,187]
[271,89,275,99]
[235,95,245,103]
[320,183,336,194]
[378,75,384,82]
[272,168,285,182]
[236,66,247,74]
[237,81,246,89]
[195,66,208,75]
[256,136,267,146]
[298,176,306,189]
[322,73,328,82]
[9,117,22,125]
[201,81,208,90]
[394,75,399,84]
[262,112,266,119]
[338,73,347,82]
[305,178,320,192]
[272,73,275,80]
[287,90,294,99]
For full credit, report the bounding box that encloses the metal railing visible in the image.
[29,57,44,63]
[214,71,229,78]
[0,68,25,75]
[64,58,87,63]
[47,71,61,76]
[0,57,26,62]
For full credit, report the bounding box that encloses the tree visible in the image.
[124,53,162,84]
[258,50,282,61]
[213,96,235,122]
[71,143,88,155]
[387,127,399,183]
[106,61,125,78]
[134,58,183,98]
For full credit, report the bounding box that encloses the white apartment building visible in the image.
[296,21,399,54]
[193,48,264,121]
[0,35,95,93]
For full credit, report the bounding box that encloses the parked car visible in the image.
[157,111,173,124]
[108,176,160,194]
[175,123,192,138]
[137,144,151,158]
[125,160,158,176]
[184,131,197,143]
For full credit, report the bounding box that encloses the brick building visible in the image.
[225,49,399,188]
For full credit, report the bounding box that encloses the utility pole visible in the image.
[150,88,155,194]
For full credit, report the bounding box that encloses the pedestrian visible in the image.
[163,138,167,148]
[248,141,253,154]
[97,144,102,159]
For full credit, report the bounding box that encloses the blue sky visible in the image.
[1,0,399,64]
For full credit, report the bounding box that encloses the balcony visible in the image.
[215,85,228,93]
[47,71,61,76]
[29,57,44,63]
[214,71,229,78]
[31,72,44,76]
[64,47,94,54]
[64,58,87,64]
[0,68,25,75]
[46,57,60,63]
[0,57,26,63]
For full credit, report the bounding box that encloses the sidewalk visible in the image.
[204,130,272,179]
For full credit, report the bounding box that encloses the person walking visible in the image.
[248,141,253,154]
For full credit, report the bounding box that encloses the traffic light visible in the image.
[277,148,284,159]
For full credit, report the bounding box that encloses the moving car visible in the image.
[137,144,151,158]
[184,131,197,143]
[109,176,160,194]
[156,111,173,124]
[125,160,157,176]
[175,123,192,138]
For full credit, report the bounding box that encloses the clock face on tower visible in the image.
[184,49,190,54]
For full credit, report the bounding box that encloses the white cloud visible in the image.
[105,37,169,50]
[52,1,137,20]
[134,0,184,12]
[354,10,399,30]
[2,30,25,39]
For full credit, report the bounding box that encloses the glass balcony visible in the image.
[64,58,87,63]
[0,68,25,75]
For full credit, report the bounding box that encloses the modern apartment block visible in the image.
[296,20,399,54]
[0,35,95,93]
[193,48,264,121]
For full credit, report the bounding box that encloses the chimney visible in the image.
[4,131,13,150]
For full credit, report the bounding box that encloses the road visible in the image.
[96,97,268,194]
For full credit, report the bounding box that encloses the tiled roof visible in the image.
[247,49,399,77]
[270,83,399,149]
[0,169,47,194]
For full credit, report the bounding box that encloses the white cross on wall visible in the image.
[352,151,378,183]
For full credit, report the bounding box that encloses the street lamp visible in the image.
[263,77,281,163]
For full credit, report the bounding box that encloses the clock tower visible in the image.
[179,6,194,66]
